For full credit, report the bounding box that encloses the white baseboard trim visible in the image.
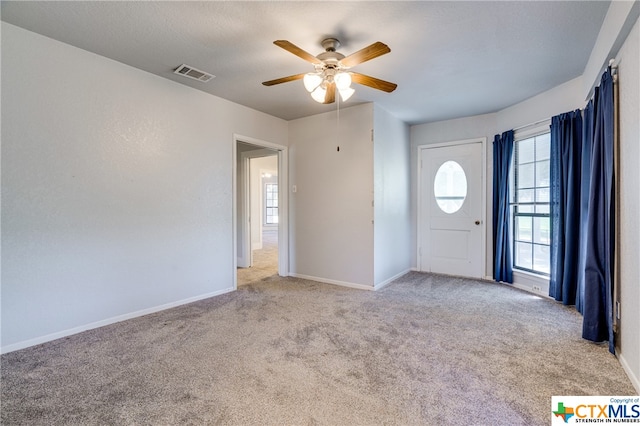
[374,268,412,291]
[410,267,419,272]
[252,242,262,250]
[1,287,235,354]
[288,273,374,291]
[486,274,554,300]
[511,282,554,300]
[618,352,640,394]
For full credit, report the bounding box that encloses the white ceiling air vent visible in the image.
[174,64,215,82]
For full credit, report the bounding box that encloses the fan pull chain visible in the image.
[336,91,340,152]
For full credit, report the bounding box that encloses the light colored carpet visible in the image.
[1,272,636,425]
[237,229,278,286]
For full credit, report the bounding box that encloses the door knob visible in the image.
[475,220,481,225]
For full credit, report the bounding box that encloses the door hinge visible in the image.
[371,129,374,142]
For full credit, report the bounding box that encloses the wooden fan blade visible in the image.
[274,40,322,64]
[262,73,306,86]
[324,82,336,104]
[340,42,390,68]
[351,72,397,93]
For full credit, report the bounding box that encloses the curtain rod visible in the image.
[586,59,618,101]
[610,58,619,83]
[605,58,619,83]
[512,118,550,132]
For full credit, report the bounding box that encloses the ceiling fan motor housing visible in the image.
[317,39,346,69]
[321,38,340,52]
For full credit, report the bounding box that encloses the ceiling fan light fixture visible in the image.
[310,85,327,103]
[335,72,352,90]
[339,87,355,102]
[303,73,323,92]
[263,38,395,105]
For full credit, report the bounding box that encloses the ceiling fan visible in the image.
[262,38,397,104]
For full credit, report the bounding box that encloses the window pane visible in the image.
[533,244,550,274]
[516,242,533,270]
[512,131,551,276]
[517,189,534,204]
[536,160,550,187]
[518,205,534,214]
[518,138,535,164]
[533,217,550,244]
[536,204,550,214]
[265,184,278,224]
[536,188,549,203]
[515,216,532,242]
[433,161,467,214]
[518,163,534,189]
[536,134,550,161]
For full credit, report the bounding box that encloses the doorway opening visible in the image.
[234,136,288,288]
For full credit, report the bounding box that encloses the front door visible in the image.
[419,140,484,278]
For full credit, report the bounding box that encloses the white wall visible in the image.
[583,0,640,101]
[288,104,375,288]
[614,15,640,393]
[496,77,584,131]
[1,23,288,351]
[373,105,412,287]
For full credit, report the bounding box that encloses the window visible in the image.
[265,183,278,224]
[512,132,550,275]
[434,160,467,214]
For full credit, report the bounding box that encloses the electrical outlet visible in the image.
[532,285,542,292]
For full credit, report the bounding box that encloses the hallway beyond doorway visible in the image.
[237,229,278,285]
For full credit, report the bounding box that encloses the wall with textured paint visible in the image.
[288,104,375,288]
[373,105,412,287]
[1,23,288,351]
[615,15,640,394]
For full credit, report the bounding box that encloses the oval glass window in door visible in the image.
[434,161,467,214]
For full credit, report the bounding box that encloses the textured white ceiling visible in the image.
[1,1,611,124]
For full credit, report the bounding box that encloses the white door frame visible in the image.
[238,151,252,268]
[416,137,487,277]
[233,134,289,290]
